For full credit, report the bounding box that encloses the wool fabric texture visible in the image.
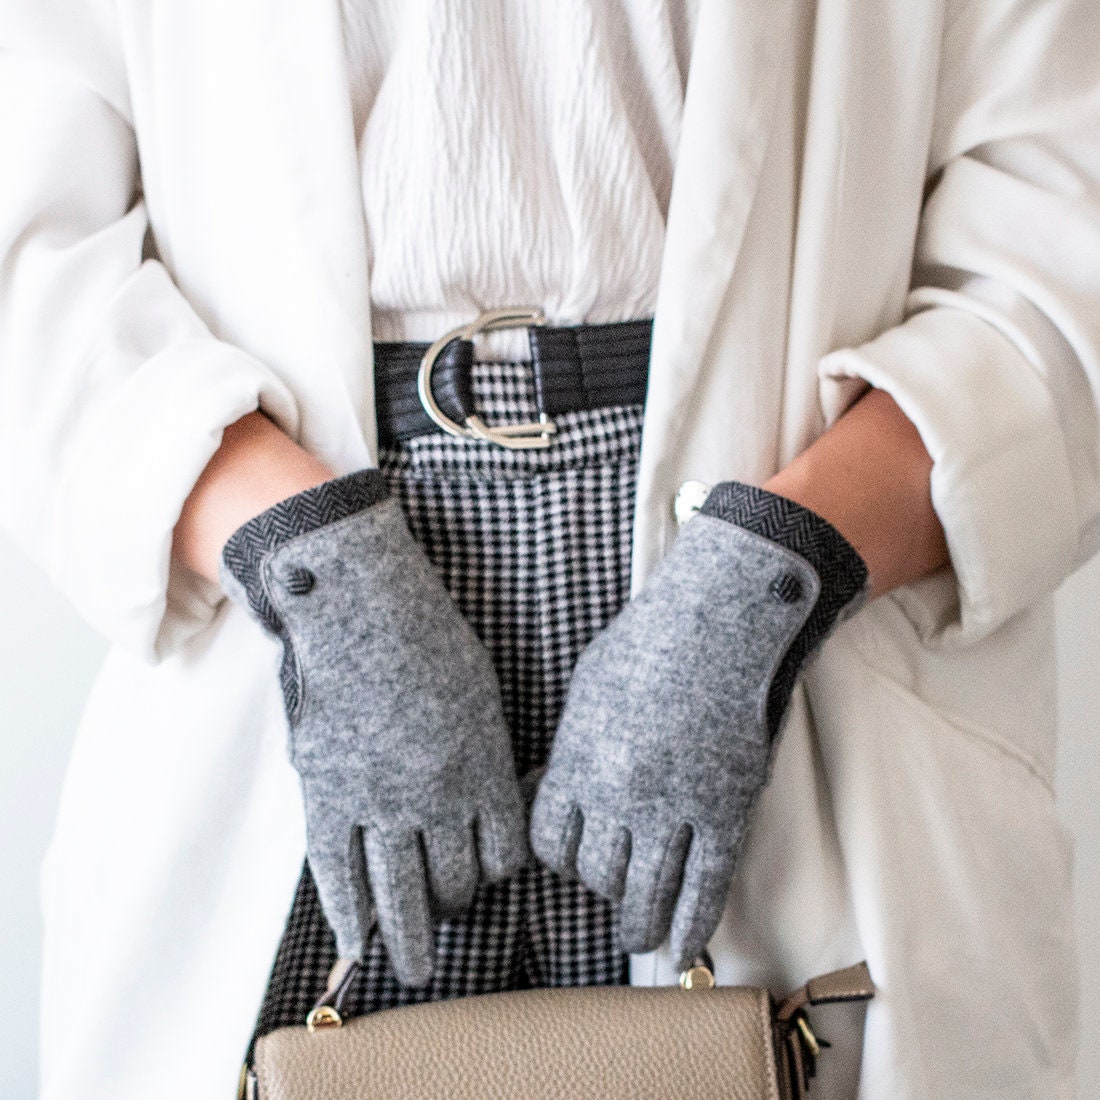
[700,481,871,736]
[219,471,389,715]
[253,361,641,1034]
[220,470,528,987]
[531,484,869,970]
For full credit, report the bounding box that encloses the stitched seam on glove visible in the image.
[700,481,870,736]
[220,469,390,715]
[222,469,390,627]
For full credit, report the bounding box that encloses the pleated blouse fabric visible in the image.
[339,0,700,347]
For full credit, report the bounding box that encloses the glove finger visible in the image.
[529,792,584,879]
[422,820,479,916]
[618,823,692,955]
[303,799,372,960]
[363,827,436,988]
[668,835,734,973]
[575,814,632,901]
[476,788,530,882]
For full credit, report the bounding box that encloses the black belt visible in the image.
[373,315,652,448]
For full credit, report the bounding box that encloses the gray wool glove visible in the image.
[220,469,528,988]
[530,482,869,971]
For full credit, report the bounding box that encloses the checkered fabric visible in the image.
[253,360,643,1037]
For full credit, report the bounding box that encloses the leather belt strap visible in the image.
[373,318,652,446]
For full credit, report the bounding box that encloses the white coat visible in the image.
[2,1,1099,1097]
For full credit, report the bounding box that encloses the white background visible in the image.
[1,535,1097,1098]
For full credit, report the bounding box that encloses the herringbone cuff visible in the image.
[700,481,869,736]
[221,469,390,711]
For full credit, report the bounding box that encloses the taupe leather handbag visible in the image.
[242,960,875,1099]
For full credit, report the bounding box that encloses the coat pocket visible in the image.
[836,590,1059,791]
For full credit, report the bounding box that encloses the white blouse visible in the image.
[340,0,699,346]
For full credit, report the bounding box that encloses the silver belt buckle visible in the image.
[417,307,558,450]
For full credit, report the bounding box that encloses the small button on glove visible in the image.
[220,469,528,987]
[530,481,869,971]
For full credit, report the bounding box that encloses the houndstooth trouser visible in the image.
[254,359,644,1037]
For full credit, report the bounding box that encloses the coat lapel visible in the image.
[649,0,794,379]
[255,0,378,464]
[635,0,796,577]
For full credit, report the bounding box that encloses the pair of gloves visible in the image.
[220,468,868,988]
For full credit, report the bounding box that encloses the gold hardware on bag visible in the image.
[306,1005,344,1032]
[795,1014,821,1057]
[679,964,717,991]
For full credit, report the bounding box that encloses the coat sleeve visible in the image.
[818,0,1100,647]
[0,2,300,661]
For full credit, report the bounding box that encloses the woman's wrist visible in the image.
[763,386,949,600]
[173,410,336,584]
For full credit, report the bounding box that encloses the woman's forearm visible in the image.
[173,411,335,584]
[175,387,946,595]
[764,386,949,599]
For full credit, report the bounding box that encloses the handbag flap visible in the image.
[253,984,782,1100]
